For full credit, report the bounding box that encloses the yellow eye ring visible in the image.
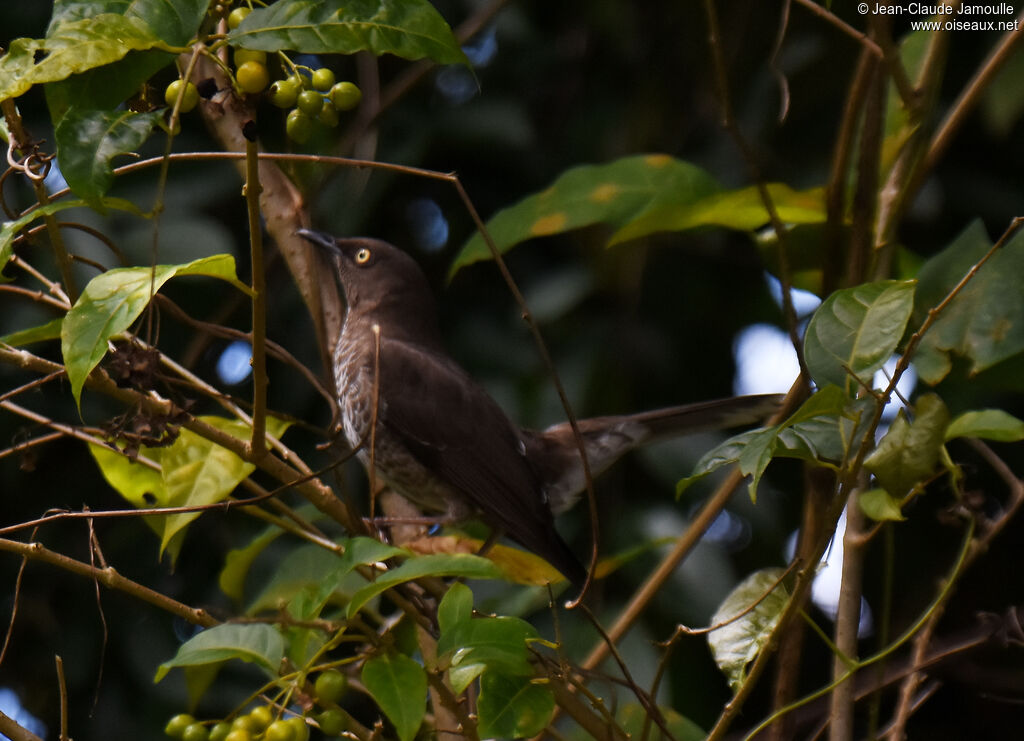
[355,248,371,264]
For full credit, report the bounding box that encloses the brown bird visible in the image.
[299,229,780,586]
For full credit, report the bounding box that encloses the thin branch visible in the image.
[244,129,268,457]
[792,0,883,58]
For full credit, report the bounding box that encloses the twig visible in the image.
[792,0,883,58]
[0,711,43,741]
[56,655,69,741]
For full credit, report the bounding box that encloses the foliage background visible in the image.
[2,1,1024,739]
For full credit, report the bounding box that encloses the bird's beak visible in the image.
[296,228,338,254]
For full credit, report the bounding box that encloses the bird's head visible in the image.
[298,229,442,345]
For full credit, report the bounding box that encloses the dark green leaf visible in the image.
[50,0,207,46]
[361,653,426,741]
[913,221,1024,384]
[864,393,950,498]
[477,673,554,739]
[220,526,284,604]
[55,108,161,203]
[345,553,502,618]
[62,254,252,406]
[46,49,172,120]
[858,488,905,522]
[451,155,721,274]
[0,317,64,347]
[804,280,916,393]
[437,582,473,634]
[946,409,1024,442]
[707,568,789,692]
[154,623,284,682]
[248,542,347,616]
[228,0,468,66]
[437,613,538,684]
[1,197,145,279]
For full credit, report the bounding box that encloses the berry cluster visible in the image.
[162,670,348,740]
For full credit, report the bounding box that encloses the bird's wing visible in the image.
[376,337,584,584]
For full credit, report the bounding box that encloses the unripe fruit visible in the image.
[164,80,199,112]
[236,61,269,94]
[264,720,294,741]
[318,100,339,127]
[209,722,232,741]
[182,723,210,741]
[296,89,323,117]
[286,109,313,143]
[249,706,273,731]
[314,670,348,704]
[227,6,251,29]
[224,731,252,741]
[230,715,259,733]
[233,49,267,67]
[329,82,362,111]
[268,78,299,108]
[316,709,345,736]
[165,714,196,738]
[286,717,310,741]
[311,67,335,92]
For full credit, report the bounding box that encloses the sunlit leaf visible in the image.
[228,0,468,66]
[55,108,160,203]
[404,533,567,585]
[946,409,1024,442]
[361,653,427,741]
[707,568,790,692]
[155,623,284,682]
[804,280,916,393]
[477,673,554,739]
[62,254,252,406]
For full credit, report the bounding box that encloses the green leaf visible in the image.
[183,664,220,712]
[859,488,905,522]
[1,197,146,278]
[247,542,348,616]
[0,317,64,347]
[677,386,861,500]
[864,393,950,499]
[804,280,916,393]
[46,50,170,120]
[477,673,554,739]
[437,614,539,683]
[61,254,252,406]
[609,183,826,246]
[946,409,1024,442]
[707,568,790,692]
[361,653,427,741]
[451,155,720,275]
[228,0,468,66]
[437,582,473,634]
[155,623,284,682]
[55,108,160,203]
[345,553,501,618]
[220,526,284,604]
[913,221,1024,384]
[0,14,175,102]
[617,704,706,741]
[157,415,290,557]
[49,0,207,45]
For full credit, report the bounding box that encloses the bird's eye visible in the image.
[355,248,371,264]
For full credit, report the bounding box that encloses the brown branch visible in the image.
[0,711,43,741]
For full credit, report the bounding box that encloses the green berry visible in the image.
[314,670,348,704]
[227,6,251,29]
[286,717,310,741]
[208,722,232,741]
[329,82,362,111]
[182,723,210,741]
[165,714,196,738]
[311,67,335,92]
[268,78,300,108]
[248,706,273,731]
[233,49,267,67]
[236,61,269,94]
[264,720,295,741]
[296,89,323,117]
[164,80,199,112]
[223,731,252,741]
[230,715,259,732]
[316,709,345,736]
[318,100,339,127]
[286,109,313,143]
